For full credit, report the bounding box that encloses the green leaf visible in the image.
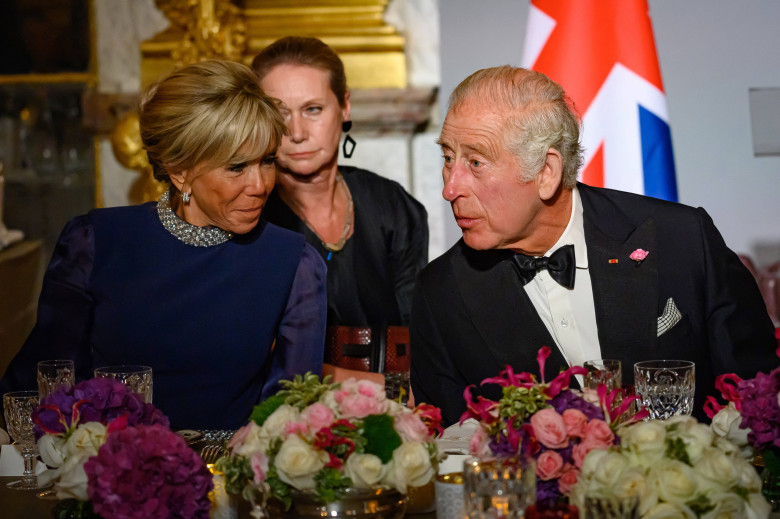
[764,448,780,474]
[665,437,691,465]
[266,464,292,510]
[362,414,402,464]
[314,467,352,503]
[250,394,285,426]
[215,455,254,495]
[686,494,715,515]
[278,372,334,410]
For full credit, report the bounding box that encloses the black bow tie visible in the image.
[511,244,576,289]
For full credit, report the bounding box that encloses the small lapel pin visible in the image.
[608,259,618,264]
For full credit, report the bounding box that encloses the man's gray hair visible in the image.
[448,66,583,188]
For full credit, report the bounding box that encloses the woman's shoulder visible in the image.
[86,201,158,225]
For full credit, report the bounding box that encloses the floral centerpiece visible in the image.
[704,364,780,509]
[33,377,213,519]
[462,347,644,505]
[215,373,441,511]
[571,415,771,518]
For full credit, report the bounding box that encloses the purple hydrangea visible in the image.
[739,366,780,452]
[33,377,169,437]
[536,479,560,505]
[549,390,604,421]
[84,424,213,519]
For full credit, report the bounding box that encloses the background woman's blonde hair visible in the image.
[139,59,287,182]
[448,66,583,189]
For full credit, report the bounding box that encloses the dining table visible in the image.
[0,476,437,519]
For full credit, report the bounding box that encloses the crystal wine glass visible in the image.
[3,390,40,490]
[94,365,153,403]
[37,359,75,399]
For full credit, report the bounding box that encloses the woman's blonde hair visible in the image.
[139,59,287,182]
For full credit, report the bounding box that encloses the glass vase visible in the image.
[762,466,780,512]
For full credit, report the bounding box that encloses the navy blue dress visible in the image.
[0,202,327,429]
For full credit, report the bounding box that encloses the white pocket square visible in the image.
[657,297,682,337]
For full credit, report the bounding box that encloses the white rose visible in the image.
[64,422,107,458]
[38,434,67,468]
[258,405,300,451]
[579,447,609,479]
[736,459,763,492]
[701,492,746,519]
[383,441,434,492]
[234,422,265,457]
[345,453,387,488]
[694,449,740,494]
[674,422,714,464]
[612,466,647,500]
[273,434,328,490]
[622,421,667,463]
[642,502,697,519]
[745,491,772,519]
[591,451,631,489]
[711,403,751,457]
[646,459,698,504]
[54,450,92,501]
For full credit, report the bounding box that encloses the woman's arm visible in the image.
[261,243,327,398]
[0,215,96,396]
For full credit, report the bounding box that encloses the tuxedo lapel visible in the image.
[452,243,569,380]
[579,185,658,362]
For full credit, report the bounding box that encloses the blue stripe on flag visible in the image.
[639,105,678,202]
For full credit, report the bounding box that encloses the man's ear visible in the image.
[536,148,564,201]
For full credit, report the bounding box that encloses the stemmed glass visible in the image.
[94,365,153,403]
[633,360,695,420]
[37,359,75,399]
[3,390,40,490]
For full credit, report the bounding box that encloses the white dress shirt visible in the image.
[522,187,602,374]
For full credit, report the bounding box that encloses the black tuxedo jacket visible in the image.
[410,183,777,425]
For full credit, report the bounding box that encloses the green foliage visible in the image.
[498,384,549,429]
[665,437,691,466]
[362,414,402,464]
[250,394,285,426]
[51,499,99,519]
[314,467,353,504]
[764,448,780,474]
[215,455,254,496]
[278,372,334,410]
[266,464,292,510]
[686,494,716,516]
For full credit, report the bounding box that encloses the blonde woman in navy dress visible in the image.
[0,60,327,429]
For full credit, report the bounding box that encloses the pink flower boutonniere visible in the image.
[629,248,649,265]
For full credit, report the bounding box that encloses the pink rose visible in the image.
[562,409,588,438]
[583,419,614,446]
[340,378,385,400]
[530,408,568,449]
[250,451,269,484]
[394,412,430,442]
[227,422,253,450]
[629,249,649,262]
[469,427,493,459]
[557,464,580,495]
[284,421,308,436]
[337,394,386,419]
[536,450,565,481]
[301,403,335,431]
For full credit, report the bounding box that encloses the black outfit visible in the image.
[411,183,778,426]
[262,166,429,329]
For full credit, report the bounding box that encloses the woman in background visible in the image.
[0,60,327,429]
[252,37,428,381]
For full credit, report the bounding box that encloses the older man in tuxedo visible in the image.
[410,66,777,426]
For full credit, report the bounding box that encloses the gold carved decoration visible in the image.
[155,0,247,66]
[111,112,167,204]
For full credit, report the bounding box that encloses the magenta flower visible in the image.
[738,366,780,452]
[33,378,168,438]
[85,424,213,519]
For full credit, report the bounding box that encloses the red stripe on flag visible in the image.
[581,142,604,188]
[529,0,664,114]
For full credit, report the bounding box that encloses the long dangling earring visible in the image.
[342,120,356,159]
